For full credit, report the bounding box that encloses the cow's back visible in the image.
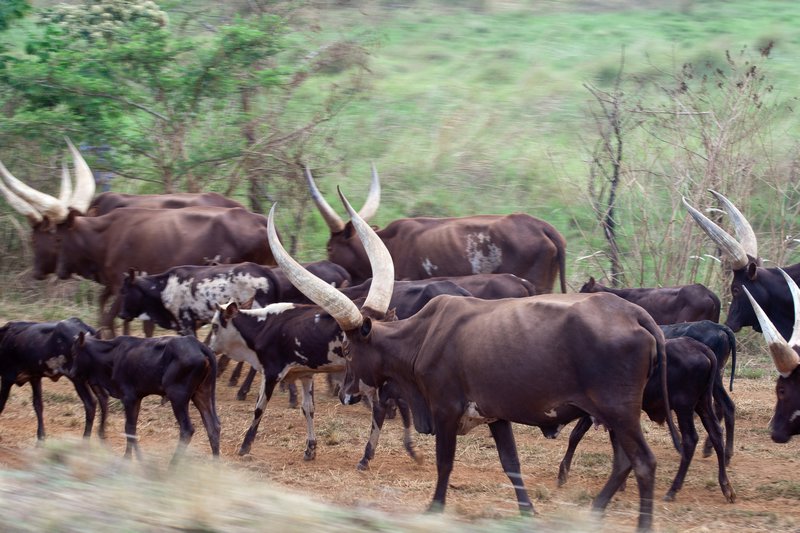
[380,214,564,292]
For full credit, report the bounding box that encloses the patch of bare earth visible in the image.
[0,364,798,532]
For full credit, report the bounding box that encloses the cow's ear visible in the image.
[385,308,398,322]
[343,222,354,239]
[588,276,596,288]
[76,331,86,346]
[359,317,372,338]
[224,302,240,320]
[747,262,758,281]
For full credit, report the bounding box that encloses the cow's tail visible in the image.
[644,317,681,452]
[544,225,568,294]
[722,324,737,392]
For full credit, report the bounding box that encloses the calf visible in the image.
[222,260,353,403]
[70,332,220,462]
[0,318,107,441]
[580,277,721,324]
[557,336,735,503]
[661,321,737,464]
[210,278,472,464]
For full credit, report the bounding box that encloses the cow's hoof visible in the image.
[357,460,369,471]
[238,445,251,456]
[663,491,676,502]
[303,450,316,461]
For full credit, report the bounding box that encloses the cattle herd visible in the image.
[1,141,799,530]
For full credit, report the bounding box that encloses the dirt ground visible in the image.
[0,357,799,532]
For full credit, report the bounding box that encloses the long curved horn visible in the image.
[306,166,346,233]
[682,196,749,269]
[0,180,43,223]
[64,137,95,213]
[356,163,381,222]
[744,284,800,377]
[0,160,68,222]
[58,159,72,206]
[709,190,757,259]
[777,268,800,348]
[266,204,363,331]
[338,187,394,316]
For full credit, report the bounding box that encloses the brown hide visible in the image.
[87,191,244,216]
[56,206,276,333]
[327,214,566,293]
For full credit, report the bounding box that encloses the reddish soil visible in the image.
[0,363,798,532]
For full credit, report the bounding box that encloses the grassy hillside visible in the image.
[5,0,800,290]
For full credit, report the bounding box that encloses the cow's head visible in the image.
[268,187,394,400]
[306,165,381,283]
[68,330,99,380]
[683,191,765,332]
[118,269,145,321]
[0,139,95,279]
[744,268,800,442]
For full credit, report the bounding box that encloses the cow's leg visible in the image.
[98,289,118,339]
[237,367,258,401]
[168,397,196,466]
[280,379,299,409]
[238,374,279,456]
[142,320,156,338]
[428,417,459,513]
[216,354,231,375]
[488,419,535,515]
[357,387,385,470]
[696,393,736,503]
[299,376,317,461]
[191,381,221,457]
[0,377,13,416]
[30,378,46,441]
[395,396,421,464]
[594,426,656,531]
[558,415,592,487]
[663,407,697,502]
[122,397,144,461]
[228,361,244,386]
[71,380,97,439]
[91,385,109,440]
[704,370,735,465]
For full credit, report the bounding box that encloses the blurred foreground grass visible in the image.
[0,439,614,533]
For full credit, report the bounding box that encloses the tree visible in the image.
[0,0,368,213]
[0,0,30,32]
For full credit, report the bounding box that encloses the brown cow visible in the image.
[266,193,678,531]
[306,167,567,293]
[54,206,276,336]
[0,142,247,335]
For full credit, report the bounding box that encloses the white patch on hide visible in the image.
[422,258,438,276]
[458,401,497,435]
[208,310,263,371]
[161,271,275,325]
[465,232,502,274]
[43,355,67,376]
[790,410,800,423]
[545,409,558,418]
